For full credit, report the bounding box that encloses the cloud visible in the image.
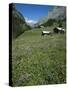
[25,17,37,24]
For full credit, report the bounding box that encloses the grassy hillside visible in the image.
[12,27,66,86]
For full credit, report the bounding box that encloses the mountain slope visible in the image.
[37,6,66,27]
[12,4,31,38]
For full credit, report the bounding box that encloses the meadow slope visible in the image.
[12,28,66,86]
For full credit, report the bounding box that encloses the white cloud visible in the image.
[25,17,37,24]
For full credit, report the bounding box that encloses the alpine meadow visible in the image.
[9,3,66,86]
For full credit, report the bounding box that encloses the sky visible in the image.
[16,3,54,24]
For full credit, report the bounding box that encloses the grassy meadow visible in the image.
[12,27,66,86]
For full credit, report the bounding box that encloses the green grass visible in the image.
[12,27,66,86]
